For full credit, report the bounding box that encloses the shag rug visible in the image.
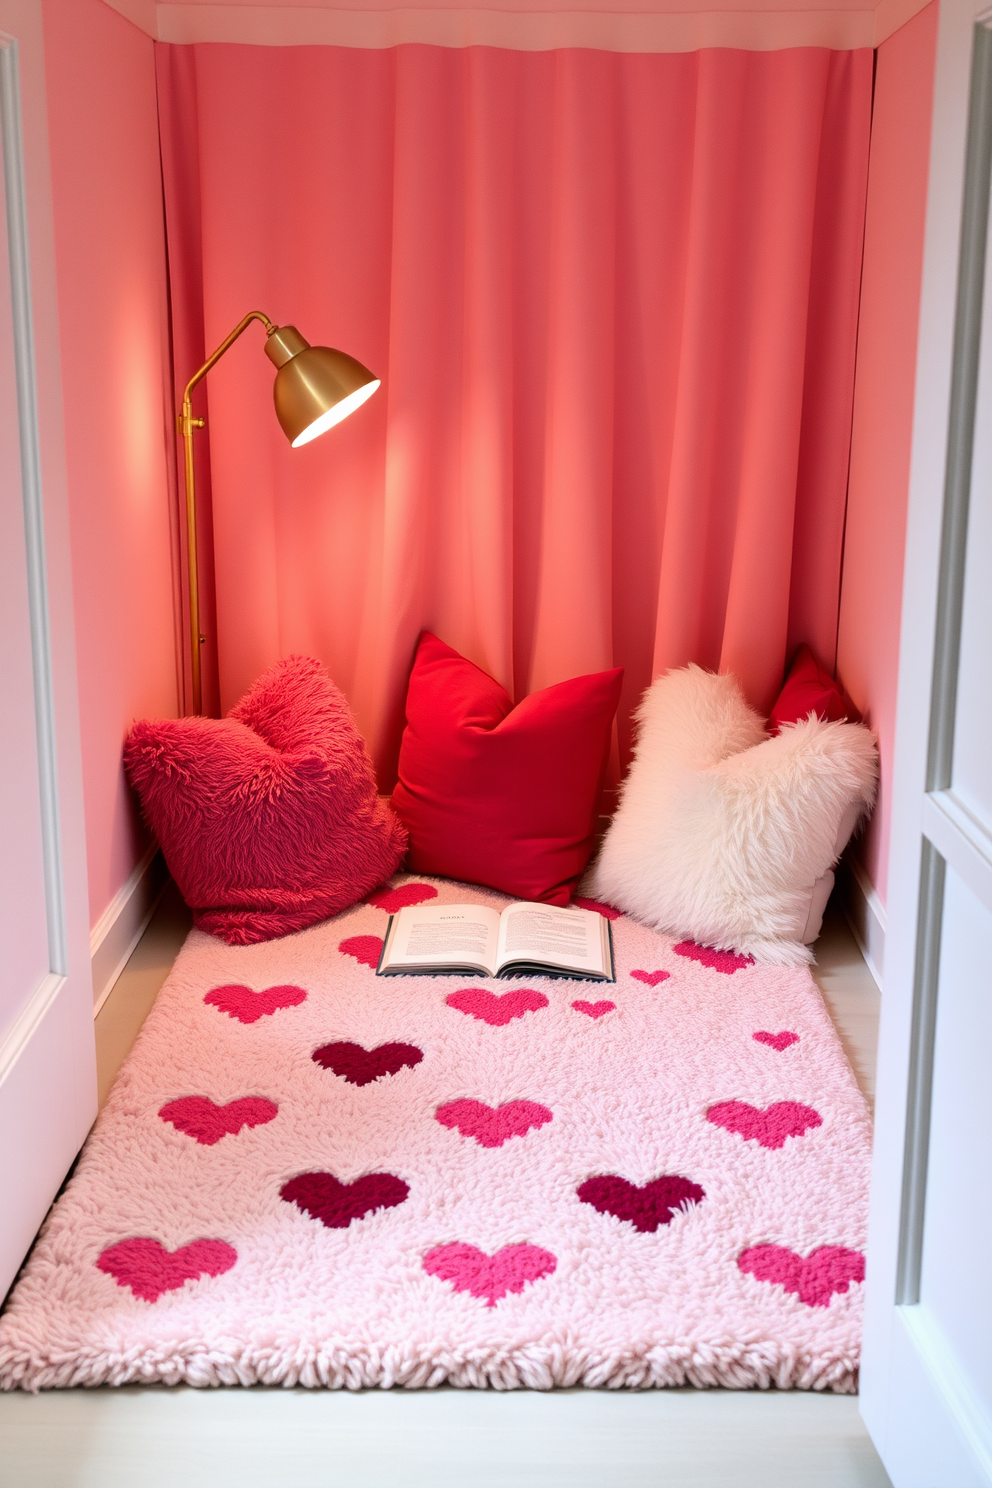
[0,876,871,1392]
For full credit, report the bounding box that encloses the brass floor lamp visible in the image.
[179,311,380,715]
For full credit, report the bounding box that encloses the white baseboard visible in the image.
[838,854,887,991]
[90,846,169,1015]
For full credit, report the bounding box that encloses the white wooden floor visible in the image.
[0,888,892,1488]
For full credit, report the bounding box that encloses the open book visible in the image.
[376,901,615,982]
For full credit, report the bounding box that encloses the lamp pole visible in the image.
[178,310,277,717]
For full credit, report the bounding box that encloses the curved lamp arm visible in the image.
[181,309,276,417]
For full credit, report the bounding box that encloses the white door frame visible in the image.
[861,1,992,1481]
[0,0,94,1299]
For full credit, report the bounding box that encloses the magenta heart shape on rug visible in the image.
[738,1243,865,1308]
[280,1171,409,1229]
[203,984,307,1024]
[572,897,622,921]
[572,1000,615,1019]
[312,1041,424,1086]
[577,1174,705,1232]
[707,1099,822,1149]
[423,1243,557,1307]
[753,1031,800,1052]
[435,1099,553,1147]
[158,1096,278,1145]
[630,969,671,988]
[673,941,754,974]
[338,935,385,969]
[96,1237,237,1303]
[367,882,439,913]
[446,988,548,1026]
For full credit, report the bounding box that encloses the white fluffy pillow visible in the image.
[590,665,878,966]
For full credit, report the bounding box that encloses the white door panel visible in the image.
[881,1307,991,1488]
[0,8,94,1300]
[862,5,992,1482]
[0,66,48,1042]
[951,168,992,830]
[917,867,992,1404]
[879,1311,988,1488]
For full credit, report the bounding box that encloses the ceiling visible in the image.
[105,0,929,53]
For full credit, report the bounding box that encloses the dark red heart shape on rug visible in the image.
[435,1099,553,1147]
[338,935,385,969]
[158,1096,278,1144]
[280,1171,410,1229]
[707,1100,822,1149]
[673,941,754,974]
[203,984,307,1023]
[445,988,548,1026]
[753,1030,800,1051]
[630,969,670,987]
[572,1000,615,1019]
[366,882,438,913]
[577,1174,705,1232]
[423,1243,558,1307]
[96,1237,237,1303]
[738,1243,864,1308]
[311,1041,424,1085]
[572,897,622,920]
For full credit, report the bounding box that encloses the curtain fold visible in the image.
[156,42,871,788]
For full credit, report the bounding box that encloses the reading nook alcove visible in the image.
[0,0,959,1479]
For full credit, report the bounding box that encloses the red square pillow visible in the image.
[767,644,857,734]
[391,633,623,905]
[124,655,406,944]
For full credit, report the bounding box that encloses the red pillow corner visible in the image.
[768,644,859,734]
[391,632,623,905]
[123,654,407,944]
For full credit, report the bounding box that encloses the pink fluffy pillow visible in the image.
[124,656,406,945]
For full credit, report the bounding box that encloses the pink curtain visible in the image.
[156,43,871,789]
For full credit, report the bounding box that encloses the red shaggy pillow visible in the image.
[124,656,406,945]
[768,644,856,734]
[391,633,623,905]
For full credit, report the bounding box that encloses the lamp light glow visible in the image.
[293,379,381,445]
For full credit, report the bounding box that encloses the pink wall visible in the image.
[837,0,938,903]
[43,0,179,930]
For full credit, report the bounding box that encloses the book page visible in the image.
[380,903,501,975]
[496,903,607,977]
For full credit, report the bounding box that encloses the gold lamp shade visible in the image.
[264,324,380,446]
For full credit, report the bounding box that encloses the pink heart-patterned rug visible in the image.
[0,876,871,1392]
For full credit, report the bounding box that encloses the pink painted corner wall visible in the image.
[837,0,938,904]
[43,0,178,930]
